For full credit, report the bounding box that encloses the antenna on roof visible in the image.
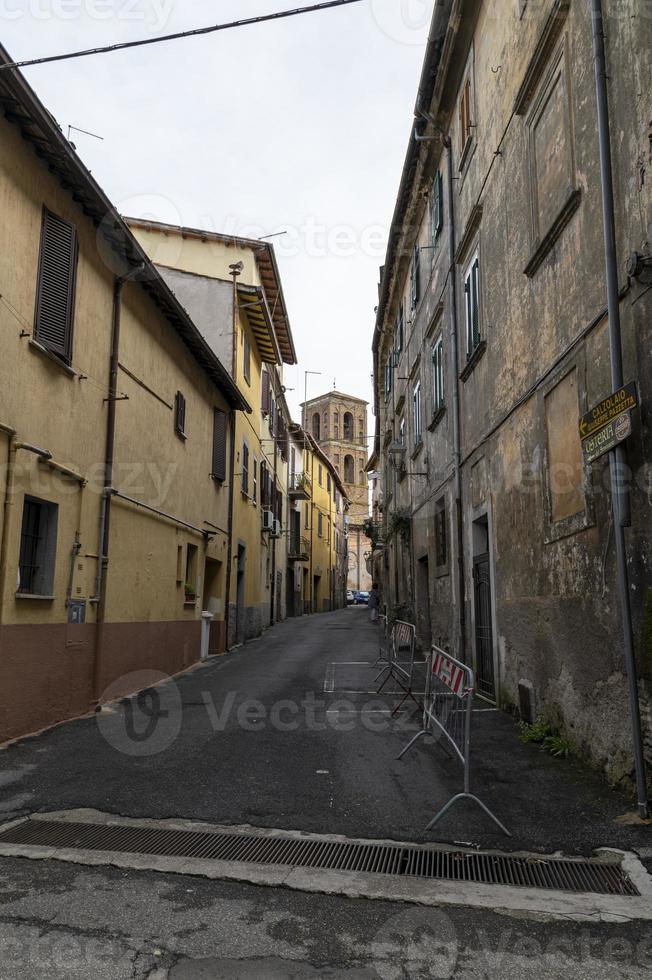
[67,124,104,145]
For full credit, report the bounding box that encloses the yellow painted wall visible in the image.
[129,225,289,638]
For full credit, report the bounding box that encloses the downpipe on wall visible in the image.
[590,0,648,817]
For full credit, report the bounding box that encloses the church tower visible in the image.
[301,390,372,592]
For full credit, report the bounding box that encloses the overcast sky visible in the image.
[3,0,432,431]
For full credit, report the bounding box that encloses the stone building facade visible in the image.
[371,0,652,786]
[302,391,372,592]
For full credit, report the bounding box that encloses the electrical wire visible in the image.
[0,1,365,73]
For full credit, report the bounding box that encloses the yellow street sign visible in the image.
[579,382,638,439]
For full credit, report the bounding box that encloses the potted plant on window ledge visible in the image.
[184,585,196,604]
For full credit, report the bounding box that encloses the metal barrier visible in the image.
[376,621,422,715]
[373,614,389,669]
[397,646,510,836]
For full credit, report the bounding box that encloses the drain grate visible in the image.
[0,818,638,896]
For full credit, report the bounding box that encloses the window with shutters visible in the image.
[174,391,187,438]
[211,408,227,482]
[327,473,331,494]
[384,359,392,403]
[243,332,251,385]
[34,209,78,363]
[252,458,258,504]
[410,244,421,311]
[241,442,250,496]
[318,512,323,538]
[260,371,272,415]
[260,460,268,507]
[413,380,422,446]
[395,301,404,357]
[463,252,481,357]
[432,335,445,413]
[430,170,443,248]
[17,496,58,597]
[459,74,474,164]
[318,464,323,487]
[270,397,276,436]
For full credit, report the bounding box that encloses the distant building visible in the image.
[301,391,372,593]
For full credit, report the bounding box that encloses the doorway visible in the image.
[416,555,431,650]
[472,517,495,700]
[203,557,224,655]
[236,544,246,645]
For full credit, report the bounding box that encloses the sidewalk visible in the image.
[0,607,648,862]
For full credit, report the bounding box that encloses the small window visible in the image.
[463,253,481,357]
[318,512,323,538]
[395,302,404,356]
[305,503,310,529]
[318,464,323,487]
[410,244,421,310]
[185,543,198,599]
[459,75,473,155]
[260,460,268,506]
[211,408,227,482]
[34,208,78,363]
[243,332,251,384]
[241,442,249,496]
[435,498,448,569]
[344,454,355,483]
[384,359,393,403]
[17,496,58,596]
[413,380,422,445]
[261,370,270,414]
[432,336,445,412]
[327,473,331,493]
[431,170,443,245]
[252,458,258,504]
[174,391,187,438]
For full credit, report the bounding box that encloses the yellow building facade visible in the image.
[0,46,248,742]
[287,426,348,614]
[126,220,297,645]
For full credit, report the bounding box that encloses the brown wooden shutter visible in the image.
[211,409,227,481]
[242,443,249,495]
[175,391,186,435]
[261,371,270,414]
[34,208,78,360]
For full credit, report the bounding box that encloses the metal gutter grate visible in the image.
[0,818,638,897]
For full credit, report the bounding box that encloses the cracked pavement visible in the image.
[0,608,650,976]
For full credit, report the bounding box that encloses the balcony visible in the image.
[288,472,311,500]
[288,534,310,562]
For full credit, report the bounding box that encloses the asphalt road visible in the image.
[0,606,647,856]
[0,856,650,979]
[0,607,651,978]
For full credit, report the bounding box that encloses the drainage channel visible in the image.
[0,817,638,897]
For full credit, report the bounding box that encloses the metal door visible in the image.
[473,553,495,700]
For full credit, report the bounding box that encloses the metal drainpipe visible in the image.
[92,265,143,705]
[444,134,466,663]
[270,373,279,626]
[224,410,236,651]
[590,0,648,817]
[0,430,17,624]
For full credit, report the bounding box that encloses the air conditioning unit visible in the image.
[262,509,274,532]
[272,519,282,538]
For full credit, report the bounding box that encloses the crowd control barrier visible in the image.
[376,620,422,715]
[397,646,511,836]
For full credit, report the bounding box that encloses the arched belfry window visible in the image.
[343,412,353,441]
[312,412,320,440]
[344,454,355,483]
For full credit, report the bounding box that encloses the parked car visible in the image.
[355,591,370,605]
[346,590,355,605]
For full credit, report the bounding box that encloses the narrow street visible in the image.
[0,610,650,977]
